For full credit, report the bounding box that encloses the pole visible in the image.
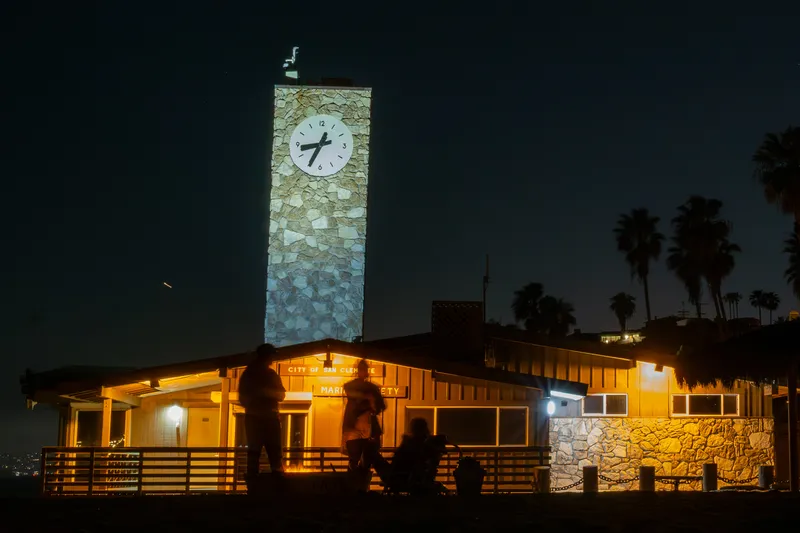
[788,362,798,493]
[482,255,489,324]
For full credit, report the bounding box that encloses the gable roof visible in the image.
[21,337,587,403]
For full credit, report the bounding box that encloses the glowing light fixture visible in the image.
[550,390,584,401]
[167,405,183,425]
[546,400,556,416]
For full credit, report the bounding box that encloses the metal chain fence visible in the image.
[598,474,640,485]
[551,479,584,492]
[717,474,759,485]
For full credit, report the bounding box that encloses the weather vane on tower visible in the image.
[283,46,299,82]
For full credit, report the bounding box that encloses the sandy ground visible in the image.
[1,492,798,533]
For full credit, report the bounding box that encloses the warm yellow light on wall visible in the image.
[167,405,183,425]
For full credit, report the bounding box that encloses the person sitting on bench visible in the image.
[383,417,448,493]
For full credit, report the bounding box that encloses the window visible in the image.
[582,394,628,416]
[404,407,528,446]
[672,394,738,416]
[76,410,127,447]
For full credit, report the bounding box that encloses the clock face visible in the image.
[289,115,354,177]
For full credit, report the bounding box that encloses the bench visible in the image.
[656,475,702,491]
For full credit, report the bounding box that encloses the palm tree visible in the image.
[763,291,781,324]
[785,231,800,300]
[511,282,544,331]
[667,196,740,321]
[750,290,766,325]
[667,246,704,318]
[609,292,636,332]
[613,209,665,323]
[538,296,577,338]
[723,292,742,318]
[753,126,800,232]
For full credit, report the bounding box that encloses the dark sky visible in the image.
[3,3,799,452]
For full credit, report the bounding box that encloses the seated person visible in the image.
[384,418,447,490]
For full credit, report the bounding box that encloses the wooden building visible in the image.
[21,305,779,493]
[22,338,582,495]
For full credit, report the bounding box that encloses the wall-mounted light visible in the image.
[546,400,556,416]
[551,390,584,401]
[167,405,183,448]
[167,405,183,425]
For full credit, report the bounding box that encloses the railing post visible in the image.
[759,465,774,490]
[639,466,655,492]
[136,451,144,495]
[87,449,95,496]
[533,466,550,493]
[320,449,325,472]
[582,465,598,493]
[232,452,239,492]
[494,451,500,494]
[39,449,47,496]
[185,450,192,495]
[702,463,718,492]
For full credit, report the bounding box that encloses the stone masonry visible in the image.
[266,86,372,346]
[549,417,774,491]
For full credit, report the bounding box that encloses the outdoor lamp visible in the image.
[167,405,183,426]
[167,405,183,448]
[546,400,556,416]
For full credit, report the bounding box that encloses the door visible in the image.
[232,410,310,471]
[281,412,309,469]
[187,408,220,489]
[772,396,800,484]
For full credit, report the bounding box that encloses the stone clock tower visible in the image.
[266,83,373,347]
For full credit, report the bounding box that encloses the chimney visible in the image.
[430,301,484,364]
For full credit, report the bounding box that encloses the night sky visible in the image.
[3,3,799,453]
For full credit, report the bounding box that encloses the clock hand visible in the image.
[308,132,329,167]
[300,140,331,150]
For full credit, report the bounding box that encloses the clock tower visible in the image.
[266,82,373,347]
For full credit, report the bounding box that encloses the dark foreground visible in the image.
[1,492,798,533]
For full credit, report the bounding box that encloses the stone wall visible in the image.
[549,417,774,491]
[266,86,372,346]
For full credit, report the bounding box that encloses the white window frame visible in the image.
[404,406,529,447]
[671,393,739,417]
[581,393,628,417]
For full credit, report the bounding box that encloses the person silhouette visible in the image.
[238,343,286,492]
[342,359,386,489]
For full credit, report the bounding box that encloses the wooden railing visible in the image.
[40,446,550,496]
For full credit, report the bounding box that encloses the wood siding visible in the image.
[499,340,771,418]
[227,354,542,448]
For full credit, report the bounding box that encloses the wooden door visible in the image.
[187,408,220,489]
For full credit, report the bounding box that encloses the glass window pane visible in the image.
[605,395,627,415]
[234,413,246,447]
[76,411,127,447]
[672,395,687,414]
[688,395,721,415]
[583,396,604,415]
[723,395,738,415]
[437,408,496,446]
[406,408,435,435]
[498,408,527,445]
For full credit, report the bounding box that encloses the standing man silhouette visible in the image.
[238,343,286,492]
[342,359,386,488]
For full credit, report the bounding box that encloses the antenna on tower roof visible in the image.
[283,47,299,82]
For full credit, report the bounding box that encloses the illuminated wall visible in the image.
[266,86,372,346]
[549,417,774,491]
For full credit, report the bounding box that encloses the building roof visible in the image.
[481,325,676,367]
[675,320,800,388]
[21,337,587,405]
